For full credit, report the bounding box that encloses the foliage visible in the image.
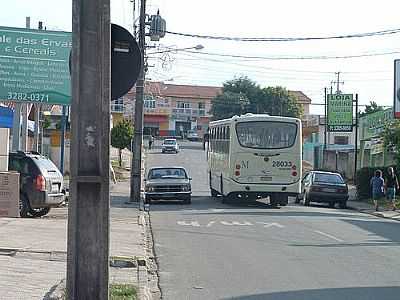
[383,119,400,165]
[111,120,134,167]
[43,116,51,129]
[210,76,303,120]
[356,166,399,199]
[110,284,137,300]
[359,100,383,117]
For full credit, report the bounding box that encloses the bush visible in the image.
[356,166,399,199]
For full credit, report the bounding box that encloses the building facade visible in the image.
[111,82,313,138]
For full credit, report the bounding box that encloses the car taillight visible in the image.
[35,175,46,192]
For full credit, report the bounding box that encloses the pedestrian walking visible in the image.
[148,135,154,150]
[370,170,385,211]
[385,167,398,211]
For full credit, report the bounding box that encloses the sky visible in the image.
[2,0,400,114]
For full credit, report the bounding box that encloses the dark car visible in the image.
[144,167,192,204]
[9,151,65,217]
[295,171,349,208]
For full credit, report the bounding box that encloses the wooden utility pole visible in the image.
[131,0,146,202]
[67,0,111,299]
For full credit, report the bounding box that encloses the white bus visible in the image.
[207,113,302,206]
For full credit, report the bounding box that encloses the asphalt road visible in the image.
[147,140,400,300]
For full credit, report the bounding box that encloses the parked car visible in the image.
[187,130,200,141]
[161,138,179,153]
[144,166,192,204]
[295,171,349,208]
[8,151,65,217]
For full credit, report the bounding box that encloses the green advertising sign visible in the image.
[0,26,71,105]
[327,93,353,132]
[360,107,393,140]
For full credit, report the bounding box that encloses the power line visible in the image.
[181,49,400,60]
[164,28,400,42]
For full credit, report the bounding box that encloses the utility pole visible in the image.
[20,18,30,152]
[67,0,111,298]
[131,0,137,37]
[33,21,44,152]
[331,72,344,94]
[354,94,359,184]
[130,0,146,202]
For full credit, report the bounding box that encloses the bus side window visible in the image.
[226,126,230,153]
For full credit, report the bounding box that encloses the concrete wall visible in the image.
[322,150,355,180]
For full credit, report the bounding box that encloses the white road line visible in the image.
[314,230,344,243]
[256,222,285,228]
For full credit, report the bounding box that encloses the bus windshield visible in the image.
[236,121,297,149]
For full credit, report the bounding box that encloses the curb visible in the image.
[348,205,400,221]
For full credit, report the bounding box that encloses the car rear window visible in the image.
[314,173,344,184]
[148,168,187,179]
[32,156,59,172]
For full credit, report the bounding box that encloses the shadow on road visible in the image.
[221,286,400,300]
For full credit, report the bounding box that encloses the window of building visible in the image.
[334,136,349,145]
[198,102,205,109]
[144,99,156,108]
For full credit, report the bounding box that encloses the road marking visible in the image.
[314,230,344,243]
[206,221,216,227]
[220,221,253,226]
[256,222,285,228]
[211,209,225,212]
[177,221,201,227]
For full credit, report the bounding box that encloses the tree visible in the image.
[383,119,400,165]
[359,101,383,117]
[111,120,134,167]
[210,76,303,120]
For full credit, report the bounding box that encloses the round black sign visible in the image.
[111,24,142,100]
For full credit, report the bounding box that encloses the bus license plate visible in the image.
[260,176,272,181]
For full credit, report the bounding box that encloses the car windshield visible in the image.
[148,168,187,179]
[163,140,176,145]
[314,173,344,184]
[236,121,297,149]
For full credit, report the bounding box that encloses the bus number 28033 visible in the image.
[272,161,292,168]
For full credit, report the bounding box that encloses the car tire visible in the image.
[19,193,30,218]
[269,195,279,208]
[339,201,347,209]
[303,193,310,206]
[222,194,230,204]
[329,202,336,208]
[279,195,288,206]
[295,194,301,204]
[211,188,218,197]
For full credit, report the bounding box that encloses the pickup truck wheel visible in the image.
[19,193,30,218]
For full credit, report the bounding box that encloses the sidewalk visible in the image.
[0,179,148,300]
[347,185,400,221]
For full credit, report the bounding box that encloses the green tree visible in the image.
[383,119,400,165]
[111,120,134,167]
[359,101,383,117]
[210,76,303,120]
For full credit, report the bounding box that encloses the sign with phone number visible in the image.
[328,125,353,132]
[0,26,71,105]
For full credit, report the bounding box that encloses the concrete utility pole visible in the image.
[12,17,31,151]
[20,16,30,152]
[130,0,146,202]
[33,21,44,152]
[67,0,111,299]
[331,72,344,94]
